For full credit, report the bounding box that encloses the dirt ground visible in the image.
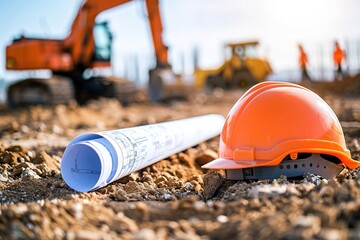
[1,81,360,240]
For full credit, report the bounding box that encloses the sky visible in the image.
[1,0,360,83]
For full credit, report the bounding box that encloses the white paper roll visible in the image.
[61,114,225,192]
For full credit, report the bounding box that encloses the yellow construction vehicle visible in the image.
[194,40,272,89]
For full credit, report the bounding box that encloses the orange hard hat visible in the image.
[202,81,359,179]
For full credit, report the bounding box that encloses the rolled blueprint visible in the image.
[61,114,225,192]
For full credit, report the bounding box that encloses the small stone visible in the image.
[247,184,288,198]
[213,88,225,98]
[110,214,139,233]
[114,188,128,201]
[133,229,156,240]
[320,179,329,187]
[32,152,47,164]
[33,168,46,177]
[178,152,195,168]
[52,124,63,134]
[75,230,106,240]
[319,228,347,240]
[8,122,19,132]
[0,152,18,165]
[174,195,200,210]
[135,202,148,212]
[193,201,206,211]
[183,182,193,191]
[168,221,179,230]
[6,145,25,153]
[162,193,172,201]
[66,231,75,240]
[35,164,49,176]
[15,162,36,170]
[36,122,47,131]
[12,167,23,176]
[71,203,83,220]
[13,204,28,216]
[191,181,203,193]
[0,171,9,182]
[20,125,30,133]
[11,220,32,239]
[1,163,10,171]
[140,173,154,184]
[54,227,64,239]
[32,151,59,171]
[118,172,139,183]
[352,139,360,150]
[26,151,35,159]
[167,177,183,188]
[195,149,218,166]
[21,168,41,179]
[295,215,321,234]
[124,181,142,194]
[303,173,323,186]
[190,175,204,185]
[276,175,289,184]
[155,176,168,185]
[203,171,225,199]
[216,215,228,223]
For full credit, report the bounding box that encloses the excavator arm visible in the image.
[145,0,168,67]
[145,0,186,102]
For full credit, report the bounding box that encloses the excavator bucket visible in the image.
[148,68,191,102]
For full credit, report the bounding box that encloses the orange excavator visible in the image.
[5,0,172,106]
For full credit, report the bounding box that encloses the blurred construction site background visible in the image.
[0,0,360,102]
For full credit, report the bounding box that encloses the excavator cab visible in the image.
[93,22,112,63]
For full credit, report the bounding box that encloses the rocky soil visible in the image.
[1,86,360,240]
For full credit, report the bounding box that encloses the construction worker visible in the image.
[298,44,312,82]
[333,41,346,80]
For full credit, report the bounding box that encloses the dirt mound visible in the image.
[300,73,360,97]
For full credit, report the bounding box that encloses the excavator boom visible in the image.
[145,0,168,67]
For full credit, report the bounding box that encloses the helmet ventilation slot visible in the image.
[320,154,341,164]
[282,153,341,165]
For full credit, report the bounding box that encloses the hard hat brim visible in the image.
[202,139,359,170]
[202,157,274,169]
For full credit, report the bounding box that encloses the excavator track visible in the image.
[107,76,138,104]
[74,76,138,105]
[7,76,75,107]
[7,75,138,107]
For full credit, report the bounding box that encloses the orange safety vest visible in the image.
[299,50,308,68]
[333,47,344,65]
